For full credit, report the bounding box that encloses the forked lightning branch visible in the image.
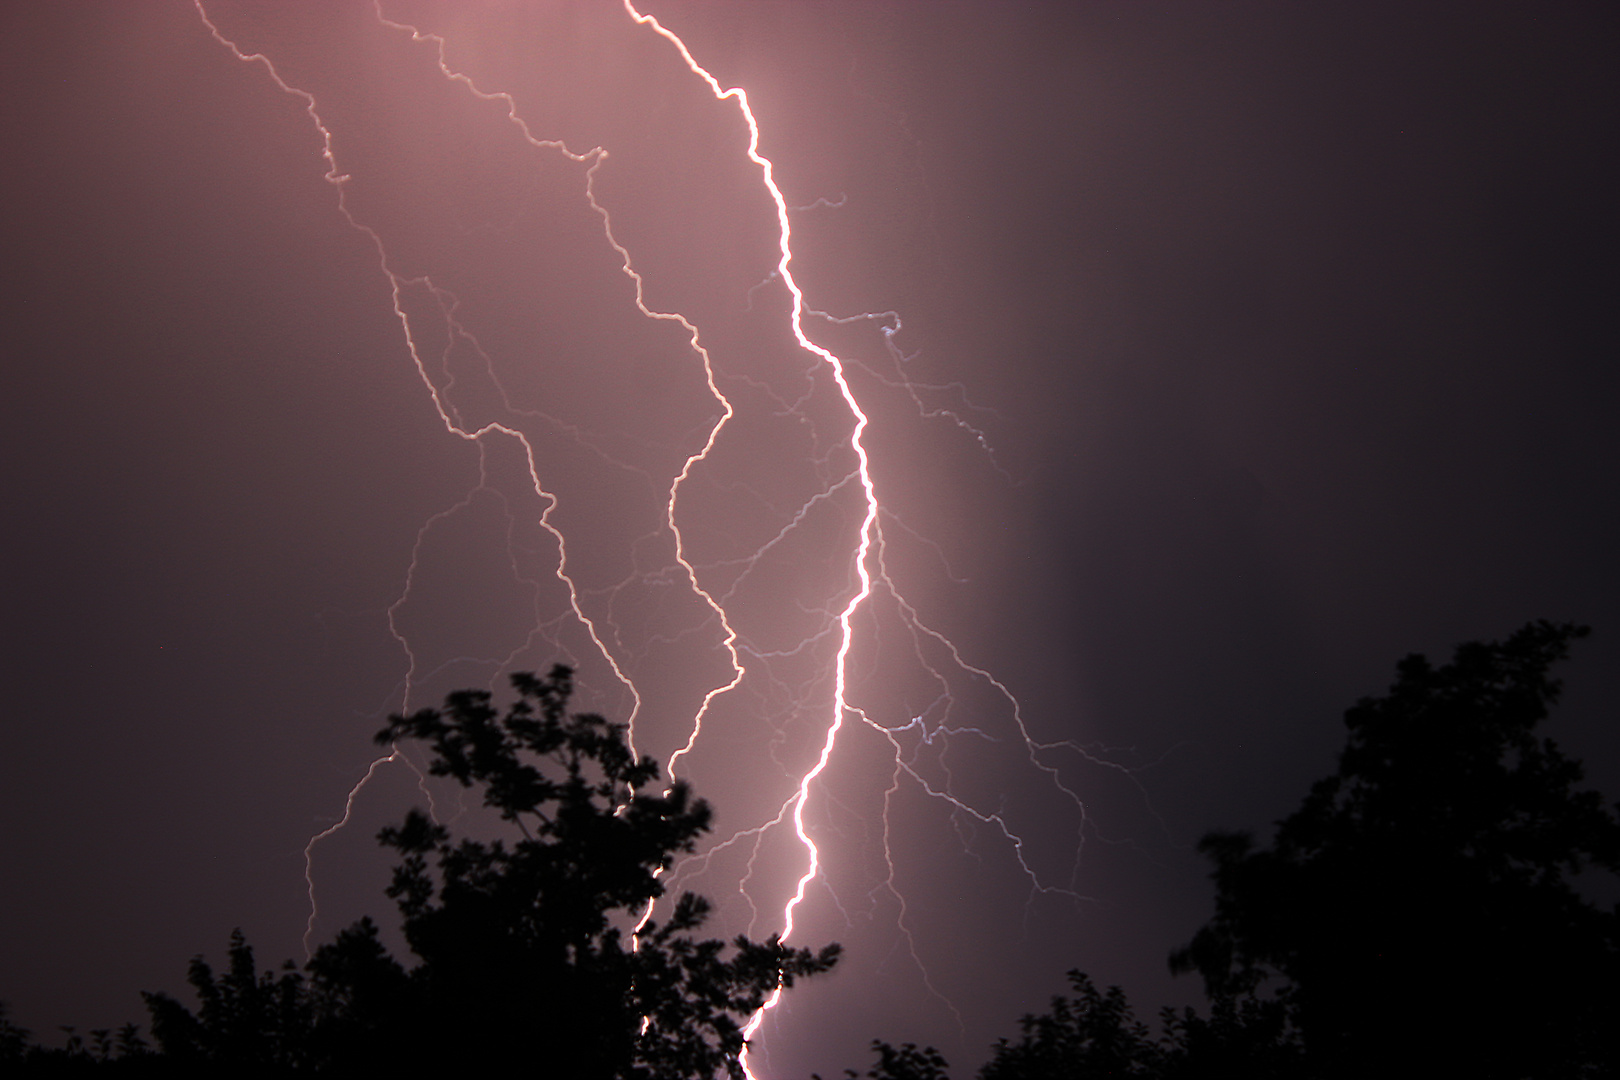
[194,3,1104,1074]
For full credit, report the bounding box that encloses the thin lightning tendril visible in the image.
[298,747,427,958]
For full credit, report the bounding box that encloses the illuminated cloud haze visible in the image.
[2,4,1616,1077]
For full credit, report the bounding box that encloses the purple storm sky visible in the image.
[2,4,1617,1078]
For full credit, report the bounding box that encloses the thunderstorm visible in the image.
[7,3,1618,1078]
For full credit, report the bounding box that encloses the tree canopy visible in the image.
[12,626,1616,1079]
[1172,620,1620,1078]
[140,665,839,1078]
[977,971,1163,1080]
[836,621,1618,1080]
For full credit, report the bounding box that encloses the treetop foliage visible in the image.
[841,621,1617,1080]
[977,971,1162,1080]
[1173,620,1620,1079]
[11,628,1616,1079]
[134,665,839,1079]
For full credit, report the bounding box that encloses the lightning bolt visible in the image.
[603,11,885,1068]
[192,4,1126,1076]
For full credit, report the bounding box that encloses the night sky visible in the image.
[3,4,1617,1078]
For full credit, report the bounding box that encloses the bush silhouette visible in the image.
[1173,621,1620,1079]
[144,665,839,1078]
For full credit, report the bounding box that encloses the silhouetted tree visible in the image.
[142,929,312,1075]
[823,1039,952,1080]
[0,1001,155,1076]
[143,665,838,1077]
[978,971,1163,1080]
[296,917,410,1072]
[0,1002,33,1065]
[1155,990,1300,1080]
[1172,621,1620,1079]
[142,918,409,1076]
[823,971,1270,1080]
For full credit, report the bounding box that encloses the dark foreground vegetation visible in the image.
[6,623,1617,1078]
[2,666,836,1079]
[835,621,1620,1080]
